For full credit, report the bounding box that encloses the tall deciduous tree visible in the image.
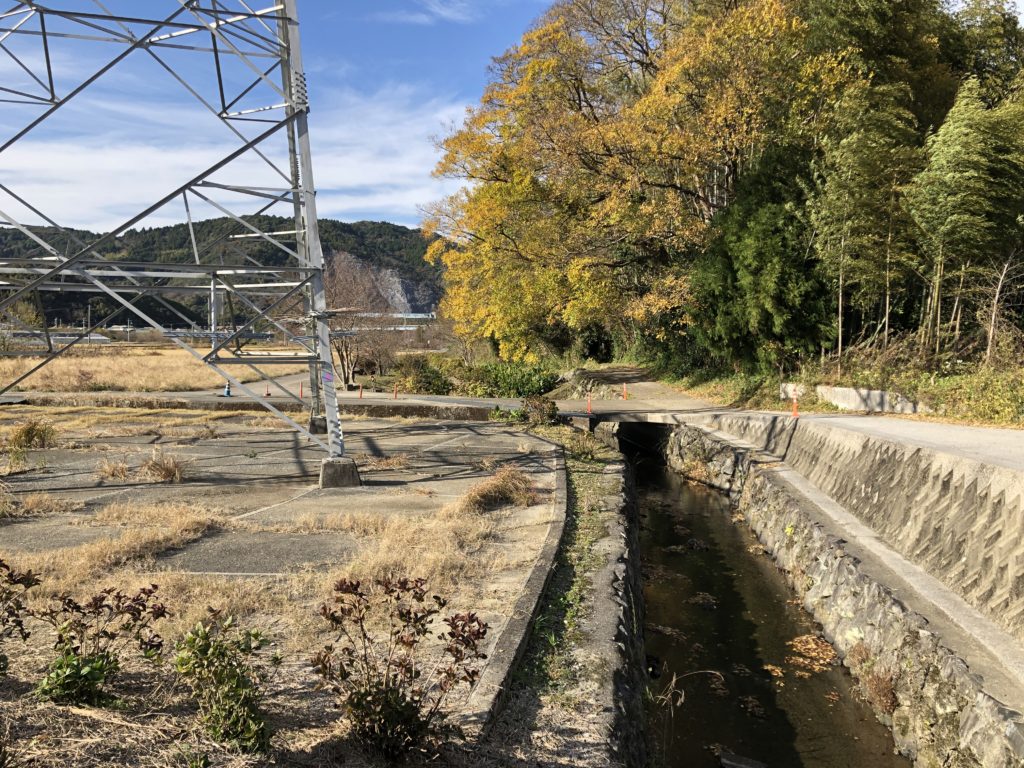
[426,0,850,361]
[958,0,1024,104]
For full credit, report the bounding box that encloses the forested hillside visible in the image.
[0,217,442,319]
[425,0,1024,381]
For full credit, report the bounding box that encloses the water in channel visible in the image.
[636,458,910,768]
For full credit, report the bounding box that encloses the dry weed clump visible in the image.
[862,670,899,714]
[146,572,289,641]
[446,467,534,517]
[286,512,368,533]
[334,470,530,591]
[12,502,222,597]
[334,509,494,591]
[96,457,130,482]
[358,454,409,471]
[0,485,17,520]
[137,449,188,483]
[7,420,57,450]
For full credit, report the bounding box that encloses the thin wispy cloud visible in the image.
[419,0,475,22]
[369,10,435,25]
[370,0,479,25]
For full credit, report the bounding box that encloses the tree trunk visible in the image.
[985,257,1012,366]
[949,262,967,346]
[837,253,845,380]
[883,188,895,351]
[932,245,944,362]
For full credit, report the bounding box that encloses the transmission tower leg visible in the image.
[281,0,356,485]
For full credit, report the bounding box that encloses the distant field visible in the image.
[0,347,308,392]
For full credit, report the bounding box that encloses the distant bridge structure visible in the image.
[0,0,347,457]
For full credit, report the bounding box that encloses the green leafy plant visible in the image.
[488,406,528,424]
[458,363,559,398]
[174,612,278,753]
[394,356,453,395]
[33,585,167,704]
[0,559,39,675]
[480,362,559,398]
[175,746,210,768]
[311,577,488,759]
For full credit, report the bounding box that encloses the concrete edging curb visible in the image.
[18,393,496,421]
[455,448,569,739]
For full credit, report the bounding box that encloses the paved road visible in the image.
[796,413,1024,472]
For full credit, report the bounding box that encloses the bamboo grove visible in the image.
[424,0,1024,377]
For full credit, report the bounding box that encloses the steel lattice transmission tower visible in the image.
[0,0,350,461]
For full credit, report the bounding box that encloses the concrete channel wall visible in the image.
[664,420,1024,768]
[684,413,1024,644]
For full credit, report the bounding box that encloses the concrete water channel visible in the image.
[635,457,909,767]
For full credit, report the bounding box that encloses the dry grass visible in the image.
[0,347,306,392]
[96,457,130,481]
[329,469,533,590]
[137,449,188,483]
[357,453,409,471]
[444,467,534,517]
[0,487,79,521]
[18,493,82,517]
[7,419,57,449]
[474,456,498,471]
[278,511,367,533]
[137,571,304,640]
[332,510,494,591]
[7,501,223,597]
[862,670,899,714]
[0,406,246,444]
[0,485,18,519]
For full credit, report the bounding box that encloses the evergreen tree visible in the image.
[810,84,923,361]
[958,0,1024,104]
[905,77,1002,359]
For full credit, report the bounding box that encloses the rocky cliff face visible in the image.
[370,266,439,314]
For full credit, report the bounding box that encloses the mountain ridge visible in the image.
[0,217,443,318]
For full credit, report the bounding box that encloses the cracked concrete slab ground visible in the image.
[0,405,567,764]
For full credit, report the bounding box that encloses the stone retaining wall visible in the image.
[606,459,648,767]
[682,413,1024,644]
[666,425,1024,768]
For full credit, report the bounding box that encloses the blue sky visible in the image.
[298,0,551,226]
[299,0,548,227]
[0,1,549,233]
